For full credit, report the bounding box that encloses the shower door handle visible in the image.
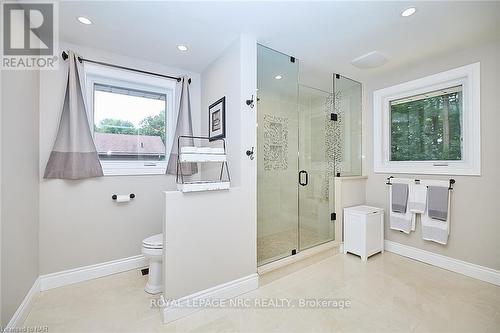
[299,170,308,186]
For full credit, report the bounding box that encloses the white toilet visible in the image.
[142,233,163,294]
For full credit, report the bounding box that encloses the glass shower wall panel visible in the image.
[257,45,299,266]
[333,75,362,177]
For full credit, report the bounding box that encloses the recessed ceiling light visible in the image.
[274,75,282,80]
[77,16,93,25]
[401,7,417,17]
[177,45,188,52]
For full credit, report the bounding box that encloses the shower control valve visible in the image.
[246,147,255,160]
[246,95,255,108]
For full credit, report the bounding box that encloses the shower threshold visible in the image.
[257,241,340,275]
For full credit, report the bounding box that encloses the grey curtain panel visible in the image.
[166,76,197,175]
[44,51,103,179]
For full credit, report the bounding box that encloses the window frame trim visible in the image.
[373,62,481,176]
[84,62,176,176]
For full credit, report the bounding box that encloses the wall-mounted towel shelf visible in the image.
[176,136,230,193]
[386,176,455,190]
[179,146,226,162]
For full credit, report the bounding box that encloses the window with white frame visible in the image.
[85,63,176,175]
[373,63,480,175]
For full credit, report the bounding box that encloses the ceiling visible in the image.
[59,1,500,81]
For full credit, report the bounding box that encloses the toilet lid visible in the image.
[143,233,163,248]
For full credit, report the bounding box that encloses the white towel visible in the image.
[409,183,427,214]
[421,180,451,245]
[389,179,414,234]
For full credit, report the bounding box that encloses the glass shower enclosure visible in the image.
[257,45,362,266]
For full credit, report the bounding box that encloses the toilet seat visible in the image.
[142,233,163,249]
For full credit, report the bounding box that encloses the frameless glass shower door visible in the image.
[298,85,335,251]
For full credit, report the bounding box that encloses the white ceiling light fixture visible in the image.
[77,16,93,25]
[274,75,282,80]
[401,7,417,17]
[177,45,188,52]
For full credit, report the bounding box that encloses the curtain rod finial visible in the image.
[61,51,83,63]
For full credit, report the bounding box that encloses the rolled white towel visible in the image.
[409,183,427,214]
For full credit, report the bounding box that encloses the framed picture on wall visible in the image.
[208,97,226,141]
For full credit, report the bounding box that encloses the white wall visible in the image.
[363,41,500,270]
[163,35,257,300]
[1,68,40,324]
[201,38,242,186]
[38,42,202,274]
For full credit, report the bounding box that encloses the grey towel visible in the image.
[427,186,449,221]
[166,76,197,176]
[392,183,409,213]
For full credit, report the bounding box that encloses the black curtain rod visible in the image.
[61,51,191,84]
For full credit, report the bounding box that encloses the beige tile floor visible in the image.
[24,252,500,333]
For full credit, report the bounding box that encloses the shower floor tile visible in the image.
[257,227,329,265]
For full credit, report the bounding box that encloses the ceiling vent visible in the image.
[351,51,388,69]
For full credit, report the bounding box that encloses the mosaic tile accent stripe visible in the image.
[323,91,344,199]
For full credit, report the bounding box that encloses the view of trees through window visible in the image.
[94,110,166,144]
[93,84,167,161]
[390,86,462,161]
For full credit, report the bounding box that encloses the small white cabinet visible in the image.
[343,205,384,261]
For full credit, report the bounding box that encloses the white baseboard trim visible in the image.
[5,277,40,330]
[40,254,148,291]
[384,240,500,286]
[162,273,259,323]
[257,241,339,275]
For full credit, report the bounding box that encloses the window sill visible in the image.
[374,161,480,176]
[100,161,168,176]
[102,168,167,176]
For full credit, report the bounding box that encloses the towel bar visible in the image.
[386,177,455,190]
